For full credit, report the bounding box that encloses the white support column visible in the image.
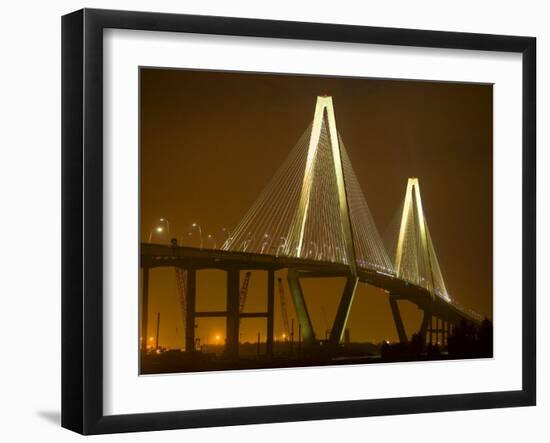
[395,178,437,297]
[395,179,414,276]
[412,179,436,296]
[286,96,357,273]
[286,97,324,257]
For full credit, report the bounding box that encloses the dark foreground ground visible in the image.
[140,348,492,375]
[141,319,493,374]
[141,336,492,375]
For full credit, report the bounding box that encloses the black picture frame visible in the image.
[62,8,536,435]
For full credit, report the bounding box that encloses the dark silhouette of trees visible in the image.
[380,335,424,361]
[379,318,492,362]
[447,318,493,358]
[410,333,423,356]
[426,343,441,358]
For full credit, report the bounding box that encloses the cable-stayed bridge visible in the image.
[141,96,483,358]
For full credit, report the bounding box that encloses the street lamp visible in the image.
[159,218,170,233]
[260,233,270,254]
[241,233,255,252]
[191,223,203,249]
[148,218,170,243]
[276,237,287,258]
[206,234,217,249]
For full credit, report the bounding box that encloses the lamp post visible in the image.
[206,234,217,249]
[276,237,287,258]
[191,223,203,249]
[148,218,170,243]
[241,233,255,252]
[260,233,270,254]
[159,218,170,234]
[309,241,319,260]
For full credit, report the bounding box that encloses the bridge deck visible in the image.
[141,243,481,325]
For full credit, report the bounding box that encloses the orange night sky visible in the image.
[140,68,493,349]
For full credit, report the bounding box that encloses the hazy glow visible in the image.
[140,69,493,349]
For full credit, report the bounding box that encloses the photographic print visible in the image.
[61,10,536,433]
[139,68,493,375]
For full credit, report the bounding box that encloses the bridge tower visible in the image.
[222,94,392,348]
[286,96,359,347]
[392,177,450,344]
[394,177,449,300]
[287,96,358,273]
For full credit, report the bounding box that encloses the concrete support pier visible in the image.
[389,295,407,344]
[329,276,359,346]
[185,269,196,353]
[141,267,150,351]
[266,270,275,356]
[287,269,315,344]
[419,308,431,345]
[225,269,240,358]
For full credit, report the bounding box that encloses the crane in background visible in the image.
[239,271,252,313]
[175,267,187,326]
[277,277,291,340]
[176,270,292,347]
[176,270,253,319]
[176,269,252,321]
